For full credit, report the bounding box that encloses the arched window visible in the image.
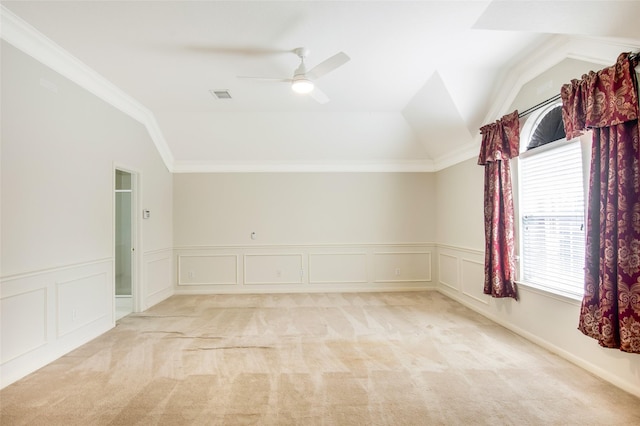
[517,102,587,299]
[526,105,565,150]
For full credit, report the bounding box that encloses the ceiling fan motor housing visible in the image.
[291,53,314,93]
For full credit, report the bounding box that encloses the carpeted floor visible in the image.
[1,291,639,425]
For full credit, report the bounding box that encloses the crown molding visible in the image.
[432,34,640,173]
[478,34,640,149]
[432,143,479,171]
[4,4,638,175]
[0,5,175,172]
[0,5,434,174]
[564,35,640,65]
[0,6,435,175]
[172,159,436,173]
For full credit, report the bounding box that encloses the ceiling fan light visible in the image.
[291,78,314,94]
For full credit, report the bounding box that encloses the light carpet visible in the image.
[1,291,639,425]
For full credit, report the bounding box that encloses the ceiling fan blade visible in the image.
[309,86,330,104]
[307,52,350,80]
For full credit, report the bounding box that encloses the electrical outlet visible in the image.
[395,268,401,276]
[276,270,282,278]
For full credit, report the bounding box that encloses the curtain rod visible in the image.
[518,94,562,119]
[517,52,638,120]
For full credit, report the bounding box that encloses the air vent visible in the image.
[210,89,232,100]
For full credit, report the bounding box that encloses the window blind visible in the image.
[519,140,585,298]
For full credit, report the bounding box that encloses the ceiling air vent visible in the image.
[210,89,232,100]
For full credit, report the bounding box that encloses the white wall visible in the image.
[161,110,428,165]
[173,172,436,293]
[435,157,485,250]
[0,42,174,387]
[435,58,640,398]
[510,58,598,115]
[174,172,435,246]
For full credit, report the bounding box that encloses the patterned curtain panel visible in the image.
[478,110,520,299]
[561,52,640,353]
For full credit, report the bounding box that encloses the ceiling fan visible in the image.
[238,47,350,104]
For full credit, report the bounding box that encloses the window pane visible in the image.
[519,140,585,297]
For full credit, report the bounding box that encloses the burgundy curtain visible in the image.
[478,110,520,299]
[561,52,640,353]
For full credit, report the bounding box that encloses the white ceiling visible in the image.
[2,1,640,172]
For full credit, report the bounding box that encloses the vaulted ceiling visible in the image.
[2,1,640,172]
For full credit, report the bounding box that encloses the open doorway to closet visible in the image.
[115,169,136,320]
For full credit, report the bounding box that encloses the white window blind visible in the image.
[519,140,585,298]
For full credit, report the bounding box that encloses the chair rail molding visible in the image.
[174,242,436,294]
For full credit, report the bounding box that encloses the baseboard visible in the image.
[174,243,435,294]
[174,284,436,296]
[143,249,174,310]
[437,286,640,399]
[1,259,114,389]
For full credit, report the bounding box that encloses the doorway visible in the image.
[115,169,135,320]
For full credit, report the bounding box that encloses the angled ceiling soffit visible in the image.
[401,71,474,161]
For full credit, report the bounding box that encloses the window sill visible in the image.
[515,280,583,306]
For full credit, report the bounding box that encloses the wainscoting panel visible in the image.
[436,244,640,399]
[244,254,304,285]
[461,258,487,304]
[437,246,487,306]
[174,244,435,293]
[438,253,459,291]
[309,253,368,284]
[1,288,47,364]
[0,259,113,388]
[373,252,431,283]
[144,249,174,309]
[56,272,110,338]
[178,254,237,286]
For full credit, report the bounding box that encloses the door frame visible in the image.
[113,164,143,317]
